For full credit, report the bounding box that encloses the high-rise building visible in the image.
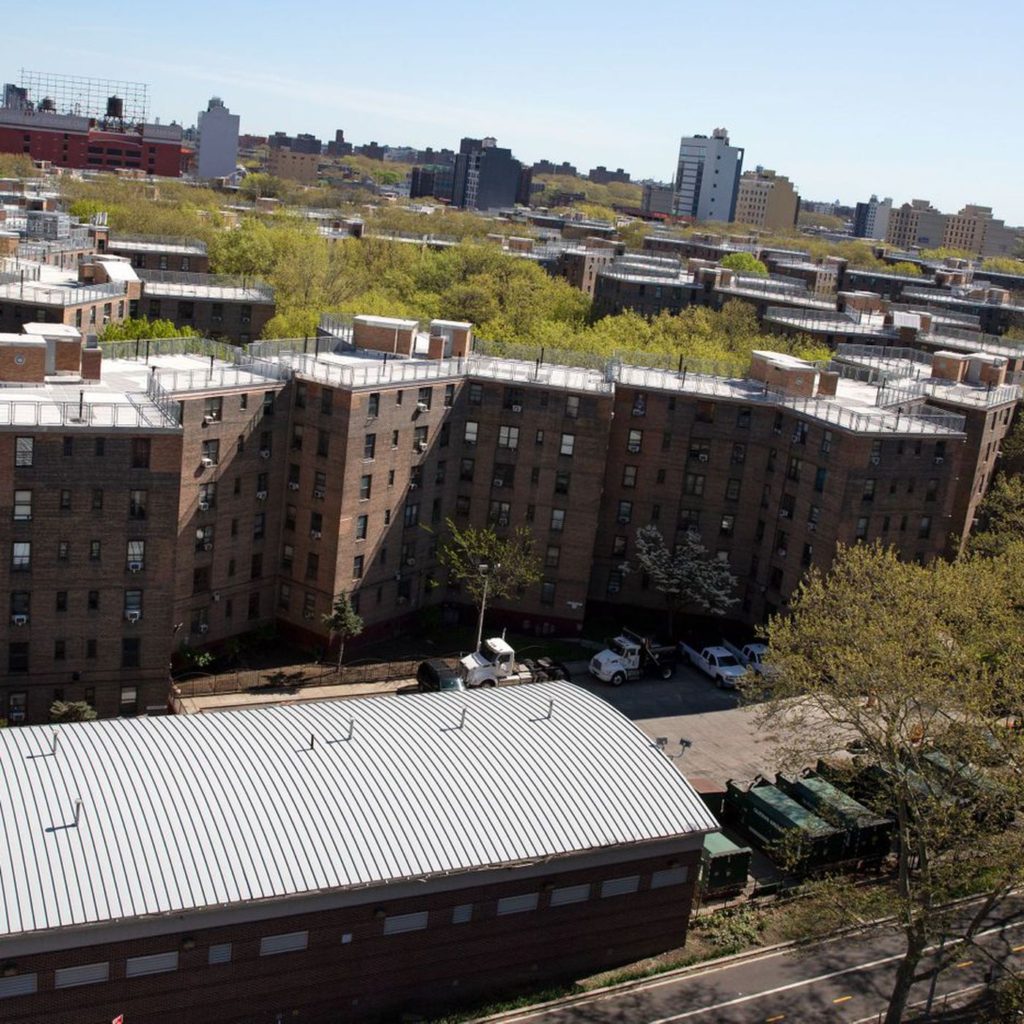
[196,97,240,180]
[853,195,893,240]
[733,167,800,231]
[451,137,528,210]
[672,128,744,223]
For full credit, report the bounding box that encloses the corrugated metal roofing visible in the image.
[0,682,716,940]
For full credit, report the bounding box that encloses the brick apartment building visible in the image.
[0,310,1017,725]
[0,683,716,1024]
[105,235,210,274]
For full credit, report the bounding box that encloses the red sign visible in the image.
[113,1016,124,1024]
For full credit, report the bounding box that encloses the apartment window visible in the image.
[452,904,472,925]
[684,473,705,496]
[11,542,30,572]
[89,541,101,562]
[498,425,520,450]
[247,591,261,621]
[627,429,643,454]
[367,392,380,417]
[56,591,67,612]
[600,875,640,898]
[489,500,511,526]
[129,489,147,518]
[364,433,376,460]
[565,394,580,419]
[131,438,151,469]
[320,387,334,415]
[404,502,420,528]
[208,944,232,966]
[281,544,295,573]
[444,383,455,407]
[680,508,701,533]
[464,421,479,445]
[545,545,560,568]
[617,500,633,524]
[253,513,266,541]
[814,467,828,493]
[353,555,364,579]
[201,439,219,465]
[316,430,330,458]
[468,382,483,405]
[786,456,802,483]
[0,973,36,999]
[300,552,316,581]
[122,639,140,670]
[736,407,751,429]
[12,490,31,521]
[651,867,689,889]
[14,437,33,467]
[689,441,711,463]
[192,567,210,593]
[918,516,932,539]
[855,517,868,541]
[8,643,29,673]
[926,478,939,501]
[355,514,368,541]
[550,508,565,532]
[720,514,735,537]
[695,401,715,424]
[541,581,556,605]
[455,495,471,516]
[413,425,428,451]
[359,475,372,500]
[127,539,145,569]
[559,433,575,456]
[291,425,304,451]
[862,479,876,502]
[95,437,105,457]
[59,488,72,511]
[820,429,833,455]
[54,963,110,989]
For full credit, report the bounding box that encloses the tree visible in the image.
[720,252,769,277]
[439,520,543,648]
[969,473,1024,556]
[49,700,98,723]
[99,317,199,341]
[887,261,924,277]
[756,543,1024,1024]
[622,525,737,635]
[322,592,364,672]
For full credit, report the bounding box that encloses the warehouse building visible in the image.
[0,683,716,1023]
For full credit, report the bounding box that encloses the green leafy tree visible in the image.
[720,252,769,277]
[757,543,1024,1024]
[49,700,98,723]
[439,520,543,648]
[887,260,924,277]
[969,473,1024,556]
[99,317,198,341]
[322,592,364,672]
[622,524,737,635]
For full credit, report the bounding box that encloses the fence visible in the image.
[171,658,424,700]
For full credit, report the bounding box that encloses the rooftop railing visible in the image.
[764,307,895,336]
[109,234,208,253]
[835,343,932,366]
[0,279,125,305]
[878,378,1021,410]
[136,269,274,301]
[0,394,178,431]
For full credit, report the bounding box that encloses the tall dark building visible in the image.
[452,137,527,210]
[410,165,455,202]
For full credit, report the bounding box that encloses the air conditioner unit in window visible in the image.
[203,414,216,425]
[617,516,630,525]
[197,623,209,634]
[128,561,143,572]
[313,488,325,499]
[779,509,791,519]
[698,453,709,463]
[492,479,504,488]
[201,457,214,468]
[497,517,509,527]
[256,490,268,501]
[405,557,416,565]
[11,614,27,626]
[288,481,300,491]
[203,542,213,551]
[198,501,210,512]
[934,456,944,465]
[414,441,427,453]
[870,456,881,466]
[416,401,429,412]
[125,610,141,623]
[310,529,322,539]
[260,449,271,459]
[627,444,641,454]
[607,584,621,594]
[511,404,523,413]
[303,611,314,621]
[777,548,788,559]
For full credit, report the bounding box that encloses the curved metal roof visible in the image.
[0,682,716,940]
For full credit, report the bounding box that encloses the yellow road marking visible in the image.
[956,960,974,968]
[1013,944,1024,953]
[766,1016,786,1023]
[833,995,853,1004]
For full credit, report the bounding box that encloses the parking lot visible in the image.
[573,661,783,786]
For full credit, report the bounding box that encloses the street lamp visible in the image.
[475,562,501,652]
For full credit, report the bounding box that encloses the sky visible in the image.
[12,0,1024,222]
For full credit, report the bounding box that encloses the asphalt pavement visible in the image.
[483,895,1024,1024]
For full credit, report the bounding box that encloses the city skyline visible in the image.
[13,0,1024,221]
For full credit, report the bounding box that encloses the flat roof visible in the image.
[0,682,716,940]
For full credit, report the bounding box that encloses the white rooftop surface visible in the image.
[137,279,271,301]
[94,258,140,283]
[0,682,717,939]
[22,322,81,338]
[103,353,283,396]
[108,238,206,255]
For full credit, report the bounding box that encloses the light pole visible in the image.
[475,562,500,652]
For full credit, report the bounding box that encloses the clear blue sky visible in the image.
[15,0,1024,222]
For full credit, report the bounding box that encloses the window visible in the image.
[404,502,420,528]
[918,516,932,540]
[468,382,483,405]
[291,425,304,451]
[208,944,232,966]
[14,437,33,467]
[201,439,219,465]
[253,513,266,541]
[627,429,643,454]
[820,429,833,455]
[259,932,308,957]
[695,401,715,424]
[545,545,560,568]
[54,640,66,661]
[786,456,802,483]
[455,495,471,516]
[689,441,711,463]
[129,489,147,518]
[489,500,511,526]
[926,478,939,501]
[63,436,74,457]
[498,425,520,450]
[60,489,72,511]
[417,386,433,410]
[12,490,31,521]
[814,467,828,493]
[248,592,261,620]
[125,952,179,977]
[444,383,455,407]
[321,387,334,415]
[612,535,627,557]
[413,425,428,451]
[565,394,580,419]
[464,421,478,445]
[56,962,111,989]
[862,479,876,502]
[11,542,30,571]
[720,514,735,537]
[684,473,705,496]
[122,639,140,670]
[383,912,428,935]
[364,433,376,460]
[559,433,575,456]
[451,904,473,925]
[855,516,868,541]
[367,392,380,417]
[316,430,330,458]
[651,867,689,889]
[600,875,640,898]
[662,431,672,451]
[95,438,105,457]
[56,590,67,612]
[356,514,368,541]
[550,509,565,532]
[497,891,540,916]
[0,973,37,998]
[617,500,632,524]
[89,540,101,562]
[131,438,151,469]
[353,555,364,579]
[359,475,372,500]
[550,883,590,906]
[203,396,222,422]
[8,643,29,673]
[680,508,700,533]
[126,539,145,570]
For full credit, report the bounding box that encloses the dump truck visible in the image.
[725,778,847,872]
[776,771,893,862]
[458,636,569,688]
[700,831,752,896]
[588,629,676,686]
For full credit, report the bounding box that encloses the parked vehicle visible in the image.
[459,637,568,688]
[700,831,752,896]
[679,644,748,689]
[413,659,466,693]
[722,640,770,674]
[589,629,676,686]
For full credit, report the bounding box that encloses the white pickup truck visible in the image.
[722,640,769,675]
[678,643,748,689]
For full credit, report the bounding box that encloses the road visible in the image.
[486,895,1024,1023]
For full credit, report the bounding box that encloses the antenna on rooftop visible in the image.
[51,730,60,756]
[73,797,83,827]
